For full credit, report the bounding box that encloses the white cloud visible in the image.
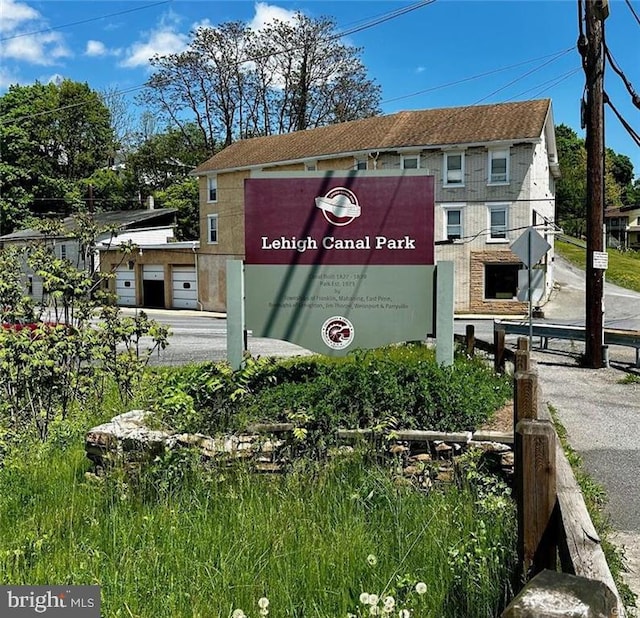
[0,0,40,34]
[120,26,189,68]
[2,32,70,65]
[85,40,107,57]
[249,2,297,31]
[416,66,426,74]
[0,66,21,89]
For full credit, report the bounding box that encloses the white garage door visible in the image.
[115,267,136,306]
[172,266,198,309]
[143,265,164,281]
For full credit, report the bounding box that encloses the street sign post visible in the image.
[511,228,551,346]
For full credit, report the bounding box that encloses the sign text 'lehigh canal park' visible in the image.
[230,169,444,359]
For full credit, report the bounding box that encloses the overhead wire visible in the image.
[0,1,436,126]
[0,1,173,42]
[380,48,574,105]
[604,44,640,110]
[625,0,640,26]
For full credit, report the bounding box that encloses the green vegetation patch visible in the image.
[556,240,640,294]
[142,346,513,447]
[0,431,516,618]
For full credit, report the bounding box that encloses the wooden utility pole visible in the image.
[582,0,607,368]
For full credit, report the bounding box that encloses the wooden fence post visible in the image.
[494,328,506,373]
[465,324,475,357]
[514,370,538,425]
[516,419,557,578]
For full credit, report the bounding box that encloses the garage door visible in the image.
[142,265,165,308]
[172,266,198,309]
[115,267,136,306]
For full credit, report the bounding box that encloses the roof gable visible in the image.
[194,99,552,174]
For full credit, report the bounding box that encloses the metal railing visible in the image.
[494,319,640,367]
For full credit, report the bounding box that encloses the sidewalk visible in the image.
[532,348,640,604]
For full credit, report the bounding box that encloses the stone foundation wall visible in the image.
[85,411,514,486]
[469,250,528,314]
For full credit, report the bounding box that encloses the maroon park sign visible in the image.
[244,173,434,266]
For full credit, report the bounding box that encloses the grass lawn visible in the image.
[0,436,516,618]
[556,240,640,293]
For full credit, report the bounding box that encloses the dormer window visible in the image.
[488,149,510,184]
[444,152,464,186]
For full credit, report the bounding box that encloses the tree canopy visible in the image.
[555,123,638,237]
[0,80,116,233]
[138,13,381,154]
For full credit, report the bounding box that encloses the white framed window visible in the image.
[401,154,420,170]
[443,205,464,241]
[207,214,218,244]
[488,149,509,184]
[60,244,67,260]
[444,152,464,186]
[207,176,217,203]
[355,157,367,170]
[488,204,509,241]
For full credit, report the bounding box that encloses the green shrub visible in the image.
[146,345,512,453]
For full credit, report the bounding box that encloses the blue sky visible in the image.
[1,0,639,175]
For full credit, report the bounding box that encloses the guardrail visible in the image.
[495,319,640,367]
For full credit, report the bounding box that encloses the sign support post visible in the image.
[436,261,454,366]
[226,259,245,370]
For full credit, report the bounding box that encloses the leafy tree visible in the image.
[154,178,199,241]
[127,124,208,193]
[555,123,637,236]
[0,216,169,440]
[139,13,381,149]
[0,80,116,232]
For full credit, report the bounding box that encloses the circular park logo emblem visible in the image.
[321,316,355,350]
[314,187,361,227]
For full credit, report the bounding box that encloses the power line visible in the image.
[604,92,640,147]
[625,0,640,26]
[604,43,640,110]
[0,1,172,42]
[0,1,436,126]
[381,48,574,105]
[507,67,582,102]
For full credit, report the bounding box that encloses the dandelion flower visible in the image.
[359,592,371,605]
[399,610,411,618]
[369,606,380,616]
[368,594,379,606]
[258,598,270,610]
[259,610,269,617]
[383,596,395,609]
[367,554,378,566]
[415,582,427,595]
[232,610,246,618]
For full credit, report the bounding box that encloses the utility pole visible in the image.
[581,0,608,368]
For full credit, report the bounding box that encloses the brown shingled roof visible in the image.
[193,99,551,174]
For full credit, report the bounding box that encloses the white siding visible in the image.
[100,227,175,247]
